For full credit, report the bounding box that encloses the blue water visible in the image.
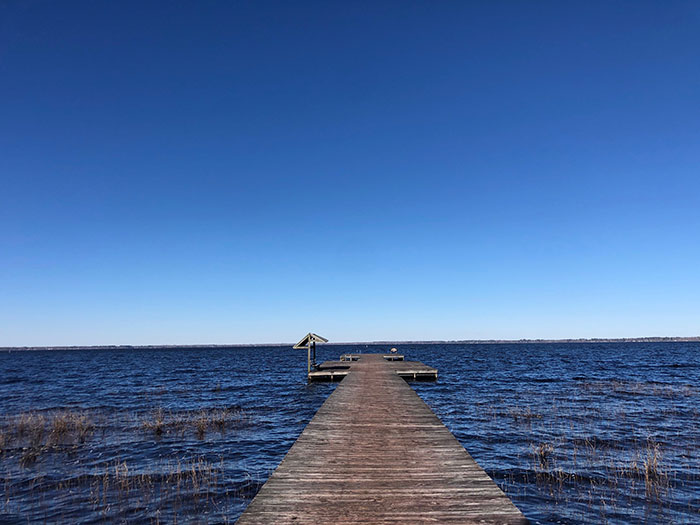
[1,343,698,523]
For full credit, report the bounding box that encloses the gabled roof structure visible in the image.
[293,332,328,349]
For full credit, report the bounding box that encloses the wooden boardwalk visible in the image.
[236,354,527,524]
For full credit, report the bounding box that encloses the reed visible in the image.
[502,387,689,523]
[16,413,46,446]
[83,455,239,520]
[643,440,668,497]
[0,405,249,520]
[579,379,696,398]
[195,412,208,439]
[142,408,165,436]
[531,442,554,471]
[141,407,248,439]
[509,407,543,424]
[49,411,94,444]
[1,410,95,454]
[19,447,40,467]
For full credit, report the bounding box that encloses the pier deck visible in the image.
[309,356,437,382]
[236,354,526,524]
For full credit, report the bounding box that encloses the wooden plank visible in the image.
[236,354,527,524]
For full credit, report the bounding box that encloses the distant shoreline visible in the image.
[2,336,699,351]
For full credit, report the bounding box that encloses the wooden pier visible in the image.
[236,354,527,524]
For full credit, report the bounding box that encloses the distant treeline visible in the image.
[372,337,700,345]
[2,336,699,351]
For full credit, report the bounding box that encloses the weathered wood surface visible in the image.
[236,354,527,524]
[309,357,438,382]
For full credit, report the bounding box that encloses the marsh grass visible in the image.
[580,380,696,398]
[84,456,242,522]
[48,411,94,444]
[472,367,700,519]
[141,407,248,439]
[142,408,165,436]
[0,405,248,471]
[1,405,254,523]
[642,440,668,498]
[16,413,46,445]
[3,454,243,523]
[531,442,554,471]
[0,410,96,467]
[479,377,700,523]
[12,411,90,445]
[510,407,544,424]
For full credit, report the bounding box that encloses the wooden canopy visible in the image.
[293,332,328,349]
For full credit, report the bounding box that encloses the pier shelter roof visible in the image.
[293,333,328,349]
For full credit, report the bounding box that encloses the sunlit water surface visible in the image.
[1,343,698,523]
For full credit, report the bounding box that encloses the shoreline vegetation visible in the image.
[2,336,699,352]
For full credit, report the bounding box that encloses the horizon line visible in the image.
[2,335,699,351]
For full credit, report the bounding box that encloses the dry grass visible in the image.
[142,408,165,436]
[1,410,96,465]
[0,399,256,522]
[517,430,676,520]
[141,407,247,440]
[490,392,692,523]
[0,410,94,468]
[82,456,240,522]
[16,413,46,446]
[580,380,696,398]
[531,442,554,470]
[510,407,544,424]
[2,454,240,522]
[642,440,668,497]
[0,406,247,460]
[48,411,94,444]
[1,405,249,521]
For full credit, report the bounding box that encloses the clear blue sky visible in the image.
[1,1,699,346]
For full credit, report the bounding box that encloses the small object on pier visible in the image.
[383,346,404,361]
[293,332,328,374]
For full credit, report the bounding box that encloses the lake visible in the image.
[1,342,698,523]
